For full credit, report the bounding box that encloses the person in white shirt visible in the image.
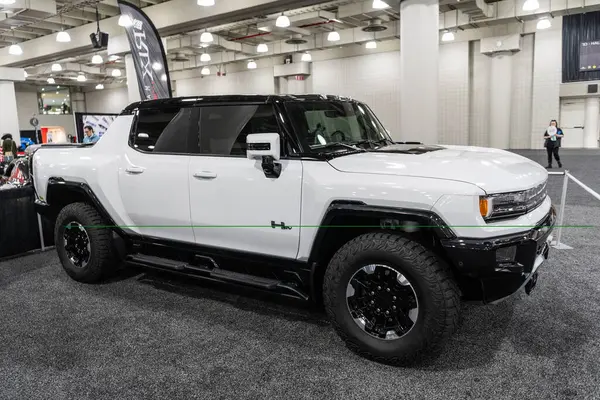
[544,120,563,169]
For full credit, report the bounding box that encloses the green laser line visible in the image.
[67,225,595,229]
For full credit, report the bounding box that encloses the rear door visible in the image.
[118,105,195,243]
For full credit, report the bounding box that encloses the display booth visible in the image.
[40,126,69,144]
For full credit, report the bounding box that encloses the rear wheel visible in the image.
[55,202,115,283]
[323,232,460,366]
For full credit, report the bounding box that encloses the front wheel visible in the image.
[55,202,115,283]
[323,233,460,366]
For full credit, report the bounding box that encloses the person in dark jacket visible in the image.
[544,120,563,169]
[1,133,18,163]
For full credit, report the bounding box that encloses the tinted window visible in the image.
[193,105,279,156]
[132,107,194,153]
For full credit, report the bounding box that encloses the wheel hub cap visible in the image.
[346,264,419,340]
[63,221,91,268]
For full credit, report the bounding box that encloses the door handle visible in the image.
[193,171,217,179]
[125,166,145,174]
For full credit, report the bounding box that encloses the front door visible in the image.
[188,104,303,259]
[118,106,195,243]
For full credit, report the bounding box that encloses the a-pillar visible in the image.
[125,54,141,103]
[584,97,599,148]
[0,67,25,143]
[488,52,513,149]
[400,0,439,144]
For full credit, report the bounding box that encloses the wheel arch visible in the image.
[42,178,120,233]
[307,201,457,303]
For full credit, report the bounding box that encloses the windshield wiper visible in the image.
[351,138,391,148]
[313,142,366,152]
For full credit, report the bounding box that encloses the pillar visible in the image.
[0,79,22,144]
[488,52,513,149]
[287,76,308,95]
[584,97,599,148]
[125,54,141,103]
[400,0,439,144]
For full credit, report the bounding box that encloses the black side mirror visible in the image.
[261,156,281,179]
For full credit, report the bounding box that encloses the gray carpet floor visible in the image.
[1,150,599,400]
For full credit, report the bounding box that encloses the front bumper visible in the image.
[440,206,556,303]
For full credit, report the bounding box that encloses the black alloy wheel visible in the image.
[63,221,91,268]
[346,264,419,340]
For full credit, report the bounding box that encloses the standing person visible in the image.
[544,120,563,169]
[1,133,18,163]
[82,125,99,144]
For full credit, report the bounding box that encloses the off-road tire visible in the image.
[323,232,460,366]
[55,202,114,283]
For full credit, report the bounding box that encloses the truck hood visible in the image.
[327,144,547,194]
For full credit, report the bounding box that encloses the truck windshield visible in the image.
[285,101,393,155]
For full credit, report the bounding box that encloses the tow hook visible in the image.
[525,272,539,295]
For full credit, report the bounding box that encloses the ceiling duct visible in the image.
[171,52,190,62]
[362,19,387,32]
[285,34,307,45]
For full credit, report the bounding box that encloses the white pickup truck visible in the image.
[31,94,555,365]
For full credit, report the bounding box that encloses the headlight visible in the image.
[479,181,547,221]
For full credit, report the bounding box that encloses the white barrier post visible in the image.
[552,171,573,250]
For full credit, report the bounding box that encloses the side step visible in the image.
[125,253,308,300]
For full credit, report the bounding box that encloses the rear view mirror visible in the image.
[246,133,280,161]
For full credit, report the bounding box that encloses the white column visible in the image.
[287,76,307,95]
[400,0,439,144]
[488,52,513,149]
[125,54,141,103]
[0,81,21,143]
[584,97,599,148]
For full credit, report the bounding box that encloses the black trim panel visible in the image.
[308,202,455,263]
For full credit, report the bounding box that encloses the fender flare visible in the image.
[307,201,456,264]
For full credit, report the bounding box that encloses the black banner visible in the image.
[117,0,172,99]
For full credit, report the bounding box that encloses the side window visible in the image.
[194,104,280,156]
[132,107,194,153]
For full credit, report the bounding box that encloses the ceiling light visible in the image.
[365,41,377,49]
[301,52,312,62]
[108,55,120,61]
[47,78,55,84]
[536,18,551,30]
[152,62,162,71]
[92,54,103,64]
[441,31,455,42]
[112,69,122,77]
[56,31,71,43]
[200,31,213,43]
[200,53,211,62]
[118,14,133,27]
[522,0,540,11]
[8,44,22,56]
[56,91,59,94]
[201,66,210,75]
[77,74,86,82]
[276,14,290,28]
[257,43,268,53]
[161,74,167,82]
[24,70,28,78]
[197,0,215,5]
[96,83,104,90]
[51,63,62,72]
[372,0,389,9]
[247,60,257,69]
[327,31,340,42]
[57,86,60,88]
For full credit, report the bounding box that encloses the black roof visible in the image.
[122,94,359,112]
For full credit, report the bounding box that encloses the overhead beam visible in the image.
[0,0,331,67]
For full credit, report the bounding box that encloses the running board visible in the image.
[125,253,308,300]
